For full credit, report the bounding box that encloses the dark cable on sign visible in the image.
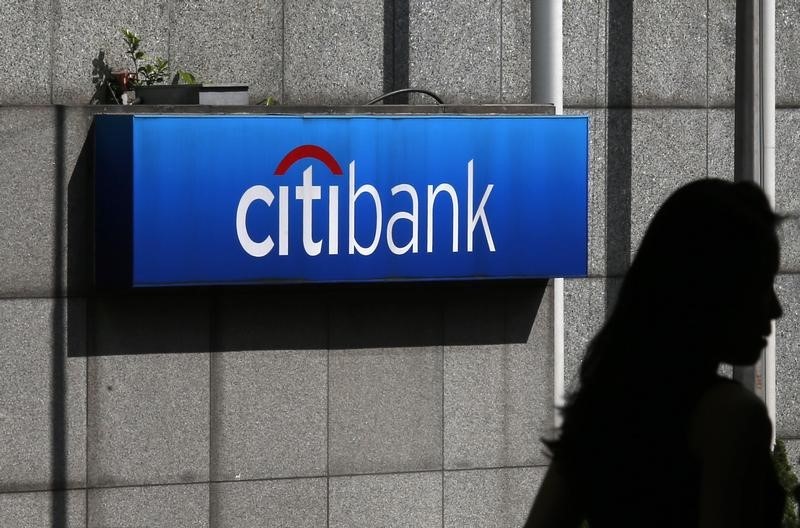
[366,88,444,105]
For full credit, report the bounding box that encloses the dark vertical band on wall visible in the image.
[605,0,633,309]
[383,0,410,104]
[51,105,67,528]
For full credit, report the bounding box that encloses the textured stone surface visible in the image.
[211,478,326,528]
[0,106,95,297]
[563,0,606,107]
[501,0,530,103]
[444,467,546,528]
[777,220,800,275]
[214,291,328,351]
[0,0,51,103]
[566,108,608,276]
[776,110,800,273]
[211,346,326,480]
[170,0,282,104]
[329,300,442,475]
[444,283,553,469]
[284,0,383,104]
[0,490,86,528]
[63,107,96,296]
[579,110,707,275]
[775,274,800,438]
[52,0,171,103]
[708,109,735,181]
[631,1,707,107]
[0,107,57,297]
[329,472,442,528]
[88,340,209,485]
[563,278,621,389]
[212,293,327,481]
[409,0,502,104]
[0,299,86,492]
[88,483,209,528]
[708,0,736,107]
[630,110,707,254]
[777,0,800,106]
[92,293,210,356]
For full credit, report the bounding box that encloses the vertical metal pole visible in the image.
[531,0,564,426]
[733,0,776,430]
[532,0,564,114]
[761,0,777,438]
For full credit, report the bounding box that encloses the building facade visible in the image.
[1,0,799,526]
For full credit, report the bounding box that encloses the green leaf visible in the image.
[177,70,197,85]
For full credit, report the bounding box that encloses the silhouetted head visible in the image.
[614,178,782,367]
[548,179,784,523]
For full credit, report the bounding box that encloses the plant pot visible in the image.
[135,84,201,104]
[112,70,136,92]
[199,84,249,105]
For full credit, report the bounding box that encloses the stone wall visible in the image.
[1,0,799,526]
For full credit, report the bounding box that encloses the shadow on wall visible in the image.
[65,124,548,357]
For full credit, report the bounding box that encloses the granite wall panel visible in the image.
[566,108,607,277]
[777,0,800,107]
[0,107,58,297]
[87,350,210,487]
[776,273,800,438]
[212,292,328,481]
[0,105,93,297]
[776,110,800,273]
[52,0,171,104]
[283,0,383,104]
[211,478,327,528]
[708,0,736,107]
[0,490,86,528]
[444,467,545,528]
[210,348,327,480]
[88,483,209,528]
[563,278,610,389]
[328,298,442,475]
[572,110,707,277]
[563,0,606,107]
[62,107,95,297]
[0,298,86,492]
[630,109,707,255]
[630,0,707,107]
[0,0,52,104]
[409,0,502,104]
[444,282,553,469]
[170,0,283,104]
[329,472,442,528]
[708,109,734,181]
[501,0,531,103]
[88,295,211,486]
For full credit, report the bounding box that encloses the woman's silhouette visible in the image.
[525,179,786,527]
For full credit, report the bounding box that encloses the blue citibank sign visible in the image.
[94,114,588,287]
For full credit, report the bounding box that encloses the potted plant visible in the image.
[118,28,200,104]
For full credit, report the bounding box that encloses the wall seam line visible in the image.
[706,0,710,182]
[499,0,503,103]
[281,0,286,104]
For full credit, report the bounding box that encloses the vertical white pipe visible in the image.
[761,0,777,441]
[553,278,565,426]
[532,0,564,114]
[531,0,564,426]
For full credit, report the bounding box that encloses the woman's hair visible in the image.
[546,179,781,506]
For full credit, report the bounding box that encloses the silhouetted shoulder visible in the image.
[689,381,772,458]
[689,379,772,458]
